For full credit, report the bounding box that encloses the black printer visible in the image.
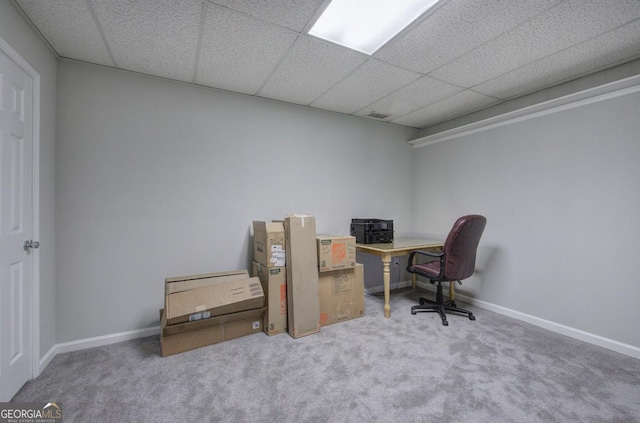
[350,218,394,244]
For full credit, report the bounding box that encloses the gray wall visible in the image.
[8,0,638,353]
[412,89,640,349]
[0,1,57,360]
[56,60,418,342]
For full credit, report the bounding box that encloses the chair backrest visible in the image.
[443,215,487,281]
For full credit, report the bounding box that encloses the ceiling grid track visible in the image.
[423,0,567,84]
[85,0,118,68]
[12,0,640,131]
[254,34,303,99]
[192,1,209,85]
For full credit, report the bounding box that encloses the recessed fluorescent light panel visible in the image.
[308,0,441,55]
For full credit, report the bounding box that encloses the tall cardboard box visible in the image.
[165,276,264,325]
[318,264,365,326]
[316,235,356,272]
[253,221,286,268]
[284,214,320,338]
[160,308,266,357]
[252,261,287,336]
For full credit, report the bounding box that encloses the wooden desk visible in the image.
[356,238,444,318]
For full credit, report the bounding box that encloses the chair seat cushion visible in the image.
[411,261,440,277]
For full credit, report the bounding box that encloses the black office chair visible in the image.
[407,215,486,326]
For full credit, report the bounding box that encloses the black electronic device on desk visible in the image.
[350,218,394,244]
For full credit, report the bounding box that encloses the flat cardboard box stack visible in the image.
[160,308,266,357]
[161,270,266,357]
[165,275,264,325]
[318,263,365,326]
[316,235,356,272]
[284,214,320,338]
[165,270,248,295]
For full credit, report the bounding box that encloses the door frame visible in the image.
[0,36,41,379]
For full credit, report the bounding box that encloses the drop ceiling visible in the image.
[13,0,640,129]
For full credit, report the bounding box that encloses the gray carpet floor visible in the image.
[12,288,640,422]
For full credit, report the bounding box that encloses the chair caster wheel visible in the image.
[442,320,448,326]
[411,310,417,315]
[419,298,426,305]
[469,315,476,321]
[450,302,457,308]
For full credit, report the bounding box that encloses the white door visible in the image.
[0,48,34,402]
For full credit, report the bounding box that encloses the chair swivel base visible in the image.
[411,298,476,326]
[410,283,475,326]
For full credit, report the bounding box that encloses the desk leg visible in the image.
[382,253,391,318]
[449,282,455,304]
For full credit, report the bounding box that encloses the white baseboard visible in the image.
[415,281,640,360]
[37,282,640,375]
[39,345,57,373]
[38,326,160,374]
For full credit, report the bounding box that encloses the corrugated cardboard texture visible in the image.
[253,261,287,336]
[253,221,286,268]
[160,308,266,357]
[284,214,320,339]
[166,276,264,325]
[165,270,249,295]
[316,235,357,272]
[318,264,365,326]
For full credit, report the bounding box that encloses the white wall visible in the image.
[412,87,640,350]
[55,60,418,342]
[0,1,57,360]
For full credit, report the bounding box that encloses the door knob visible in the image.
[24,240,40,252]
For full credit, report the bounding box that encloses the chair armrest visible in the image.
[407,249,446,280]
[407,249,444,265]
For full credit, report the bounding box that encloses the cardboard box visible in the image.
[252,261,287,336]
[284,214,320,339]
[165,270,249,295]
[253,221,286,268]
[316,235,356,272]
[165,276,264,325]
[160,308,266,357]
[164,270,250,317]
[318,264,365,326]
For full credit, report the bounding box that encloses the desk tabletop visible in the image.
[355,237,444,253]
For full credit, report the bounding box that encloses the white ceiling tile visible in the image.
[16,0,113,66]
[374,0,561,74]
[210,0,325,32]
[91,0,202,82]
[258,35,367,106]
[355,76,463,121]
[430,0,640,88]
[391,90,498,128]
[310,59,421,114]
[474,19,640,100]
[14,0,640,130]
[197,4,298,95]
